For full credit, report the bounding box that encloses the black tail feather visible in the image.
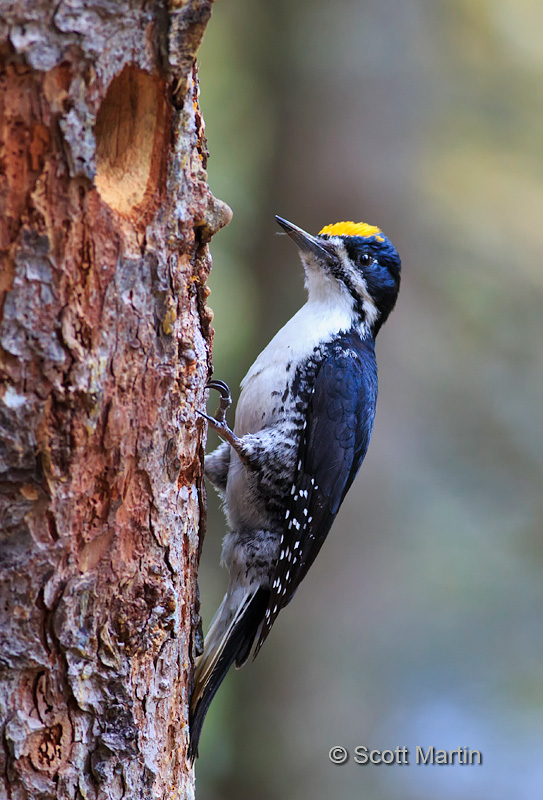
[189,589,270,760]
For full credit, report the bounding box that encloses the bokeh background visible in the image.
[195,1,543,798]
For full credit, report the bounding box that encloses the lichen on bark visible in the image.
[0,2,230,797]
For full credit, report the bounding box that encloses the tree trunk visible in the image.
[0,2,229,797]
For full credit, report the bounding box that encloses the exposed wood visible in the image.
[0,2,230,797]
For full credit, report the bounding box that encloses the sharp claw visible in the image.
[206,379,232,423]
[206,379,231,402]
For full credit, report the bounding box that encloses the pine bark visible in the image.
[0,2,229,797]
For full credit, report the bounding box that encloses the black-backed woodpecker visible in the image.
[190,216,401,757]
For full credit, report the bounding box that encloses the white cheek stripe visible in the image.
[335,240,380,330]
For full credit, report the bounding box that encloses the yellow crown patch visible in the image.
[318,221,383,240]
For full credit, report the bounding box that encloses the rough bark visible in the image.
[0,2,230,798]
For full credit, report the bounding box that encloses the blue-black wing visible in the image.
[255,337,378,654]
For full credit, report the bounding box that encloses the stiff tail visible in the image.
[189,588,270,759]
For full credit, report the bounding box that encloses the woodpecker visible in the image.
[189,216,401,757]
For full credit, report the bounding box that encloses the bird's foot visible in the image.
[199,380,245,457]
[206,379,232,424]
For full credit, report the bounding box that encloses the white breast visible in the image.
[235,291,354,436]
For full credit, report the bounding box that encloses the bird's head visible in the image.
[276,215,401,337]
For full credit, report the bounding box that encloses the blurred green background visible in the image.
[195,1,543,797]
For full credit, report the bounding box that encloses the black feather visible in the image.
[255,332,377,654]
[189,589,270,760]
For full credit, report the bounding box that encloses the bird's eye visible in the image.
[358,253,373,267]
